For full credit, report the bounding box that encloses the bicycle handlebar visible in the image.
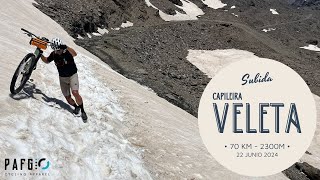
[21,28,38,38]
[21,28,50,43]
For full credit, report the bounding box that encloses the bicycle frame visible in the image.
[34,48,42,62]
[30,48,43,71]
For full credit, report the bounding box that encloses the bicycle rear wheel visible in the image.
[10,53,36,94]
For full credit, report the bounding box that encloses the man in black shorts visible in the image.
[40,37,87,122]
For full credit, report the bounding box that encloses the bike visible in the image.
[10,28,50,95]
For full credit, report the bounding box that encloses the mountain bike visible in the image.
[10,28,50,94]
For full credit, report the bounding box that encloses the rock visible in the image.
[283,164,308,180]
[136,68,148,75]
[164,8,177,15]
[168,0,183,6]
[291,0,320,7]
[221,23,231,27]
[306,151,312,155]
[165,94,178,102]
[306,39,318,45]
[296,162,320,180]
[249,1,255,7]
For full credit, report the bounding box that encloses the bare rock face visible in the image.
[291,0,320,7]
[33,0,208,37]
[296,162,320,179]
[34,0,162,37]
[168,0,183,6]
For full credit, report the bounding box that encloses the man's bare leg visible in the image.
[65,95,80,114]
[72,90,87,121]
[72,90,83,105]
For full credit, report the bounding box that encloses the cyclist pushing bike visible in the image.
[40,38,87,121]
[10,29,87,122]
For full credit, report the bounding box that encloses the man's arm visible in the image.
[41,55,49,64]
[67,47,77,57]
[61,45,77,57]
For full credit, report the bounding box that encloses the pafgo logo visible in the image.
[5,158,50,171]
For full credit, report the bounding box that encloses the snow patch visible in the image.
[145,0,204,21]
[300,44,320,52]
[201,0,227,9]
[262,28,276,32]
[161,0,204,21]
[193,173,204,179]
[92,32,102,36]
[111,27,120,31]
[231,13,238,17]
[87,33,92,38]
[187,49,257,78]
[77,34,84,39]
[121,21,134,28]
[270,8,279,15]
[97,28,109,35]
[230,5,236,9]
[145,0,157,8]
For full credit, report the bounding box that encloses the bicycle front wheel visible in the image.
[10,53,36,94]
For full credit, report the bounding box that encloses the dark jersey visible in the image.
[47,50,77,77]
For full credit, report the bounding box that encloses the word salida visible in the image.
[212,103,301,133]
